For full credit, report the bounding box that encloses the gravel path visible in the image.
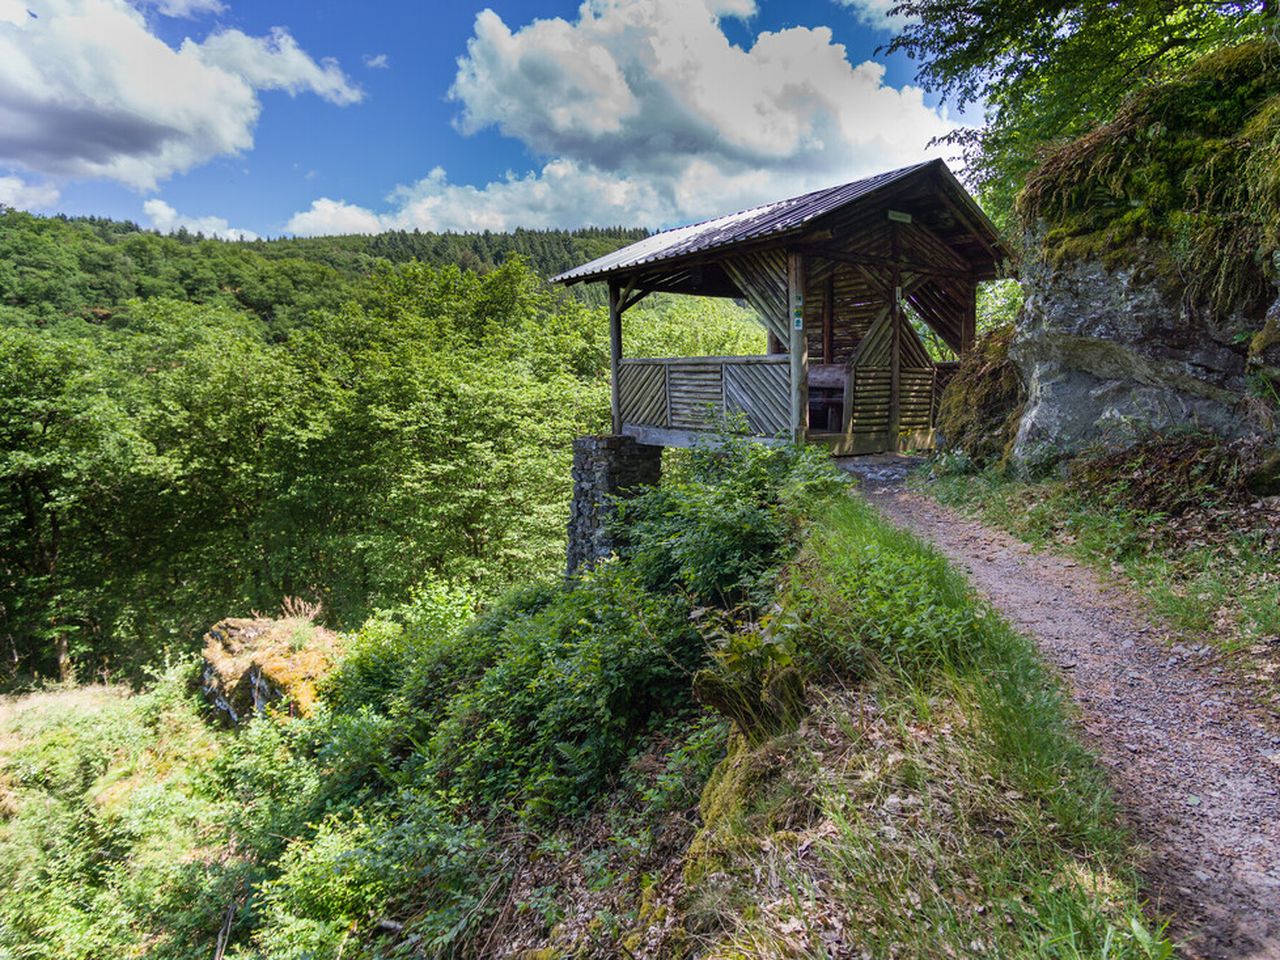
[851,472,1280,959]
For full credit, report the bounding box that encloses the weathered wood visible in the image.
[617,362,667,427]
[724,362,790,436]
[796,244,978,282]
[808,364,846,390]
[619,355,788,366]
[822,275,834,363]
[617,356,791,440]
[889,225,902,451]
[961,279,977,354]
[723,250,790,344]
[609,281,622,433]
[787,251,808,442]
[622,424,787,450]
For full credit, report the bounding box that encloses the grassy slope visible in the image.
[0,472,1170,958]
[682,496,1169,958]
[918,467,1280,712]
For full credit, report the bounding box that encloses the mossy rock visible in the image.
[1019,40,1280,321]
[936,323,1025,466]
[684,729,815,888]
[692,665,805,741]
[1245,446,1280,495]
[201,616,340,726]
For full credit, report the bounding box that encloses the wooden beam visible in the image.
[889,226,902,451]
[621,288,651,312]
[931,166,1003,265]
[609,280,622,434]
[822,275,834,364]
[796,244,978,282]
[961,279,977,354]
[787,251,808,443]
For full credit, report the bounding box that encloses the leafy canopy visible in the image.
[886,0,1276,224]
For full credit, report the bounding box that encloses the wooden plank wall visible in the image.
[616,357,789,438]
[669,361,723,430]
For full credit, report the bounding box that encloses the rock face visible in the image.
[566,435,662,578]
[1010,249,1279,462]
[201,617,340,725]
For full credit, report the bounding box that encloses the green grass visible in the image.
[920,468,1280,682]
[0,455,1173,959]
[682,495,1171,958]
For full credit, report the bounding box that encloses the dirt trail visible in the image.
[847,467,1280,959]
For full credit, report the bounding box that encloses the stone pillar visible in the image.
[566,435,662,578]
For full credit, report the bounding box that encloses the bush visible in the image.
[615,437,849,605]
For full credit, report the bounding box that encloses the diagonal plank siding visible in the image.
[724,361,790,436]
[617,357,790,439]
[618,362,668,427]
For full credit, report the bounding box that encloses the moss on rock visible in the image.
[936,324,1025,466]
[201,616,340,725]
[1019,40,1280,321]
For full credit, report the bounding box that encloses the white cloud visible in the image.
[284,196,384,236]
[143,0,225,18]
[196,26,362,105]
[143,197,258,240]
[362,52,389,69]
[0,174,60,209]
[0,0,361,191]
[833,0,912,32]
[287,0,956,234]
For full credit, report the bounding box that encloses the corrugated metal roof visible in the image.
[551,160,937,285]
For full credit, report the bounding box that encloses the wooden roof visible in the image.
[551,159,1012,293]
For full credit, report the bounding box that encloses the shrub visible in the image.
[425,566,704,816]
[615,437,849,605]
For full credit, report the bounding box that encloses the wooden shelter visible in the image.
[552,159,1011,454]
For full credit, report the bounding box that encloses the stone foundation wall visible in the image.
[566,435,662,578]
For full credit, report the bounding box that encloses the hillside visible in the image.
[0,210,648,331]
[0,443,1168,958]
[0,212,758,683]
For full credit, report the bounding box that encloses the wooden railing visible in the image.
[617,356,791,442]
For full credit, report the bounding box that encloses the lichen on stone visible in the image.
[201,615,340,725]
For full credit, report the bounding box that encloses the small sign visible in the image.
[792,304,803,330]
[887,209,913,223]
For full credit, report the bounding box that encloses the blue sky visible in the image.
[0,0,972,237]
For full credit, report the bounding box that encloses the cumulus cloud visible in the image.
[143,198,258,240]
[196,26,363,105]
[362,52,389,69]
[0,0,360,191]
[833,0,912,31]
[284,196,384,236]
[144,0,225,17]
[0,174,60,210]
[288,0,956,233]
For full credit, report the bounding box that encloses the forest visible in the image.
[0,211,759,682]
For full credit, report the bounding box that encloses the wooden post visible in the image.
[609,279,622,434]
[787,251,808,443]
[889,225,902,451]
[961,280,977,355]
[822,275,834,363]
